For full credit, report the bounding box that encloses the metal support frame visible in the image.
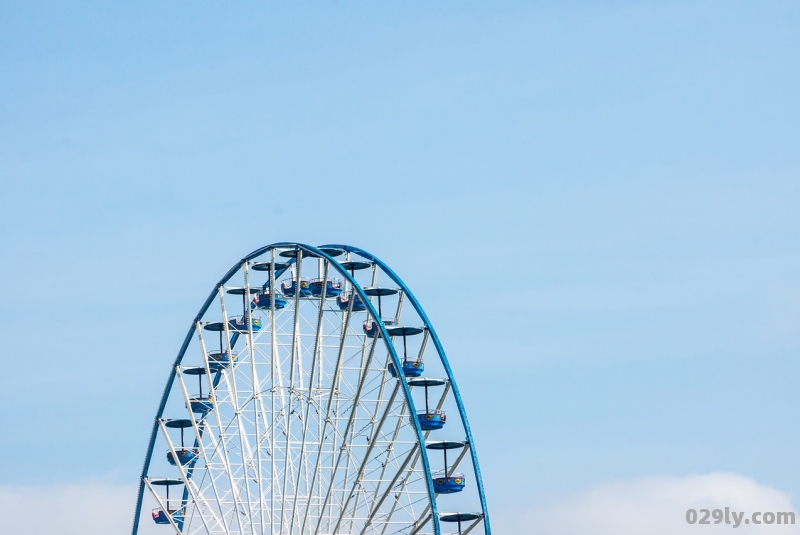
[243,262,269,535]
[279,251,303,535]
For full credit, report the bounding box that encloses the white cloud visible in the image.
[0,483,144,535]
[2,473,796,535]
[495,473,800,535]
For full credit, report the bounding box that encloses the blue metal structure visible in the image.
[253,291,287,310]
[336,292,366,311]
[281,278,312,297]
[309,278,343,297]
[363,318,398,338]
[132,243,490,535]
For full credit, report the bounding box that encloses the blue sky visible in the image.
[1,1,799,533]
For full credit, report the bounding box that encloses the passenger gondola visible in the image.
[386,325,425,377]
[228,315,261,331]
[184,367,214,414]
[203,315,262,333]
[164,419,198,466]
[149,479,184,525]
[309,278,343,298]
[361,286,399,337]
[363,318,398,338]
[408,377,448,431]
[337,292,367,311]
[253,290,287,310]
[207,350,236,366]
[426,441,467,494]
[282,278,311,297]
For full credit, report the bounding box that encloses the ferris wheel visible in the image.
[131,243,490,535]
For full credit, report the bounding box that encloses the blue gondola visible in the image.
[183,367,215,413]
[208,350,236,366]
[152,508,184,524]
[164,419,197,466]
[432,472,466,494]
[189,395,213,414]
[404,359,424,376]
[166,448,198,466]
[309,278,343,298]
[385,325,425,377]
[388,359,425,378]
[360,288,400,337]
[253,291,287,310]
[408,377,447,429]
[426,440,466,494]
[339,260,372,305]
[227,288,270,332]
[203,317,261,332]
[228,315,262,331]
[149,478,184,525]
[337,293,366,311]
[416,409,446,431]
[282,278,312,297]
[363,319,398,338]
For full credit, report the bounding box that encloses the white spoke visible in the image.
[279,253,304,534]
[243,263,268,535]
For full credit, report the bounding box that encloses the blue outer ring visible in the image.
[132,243,489,535]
